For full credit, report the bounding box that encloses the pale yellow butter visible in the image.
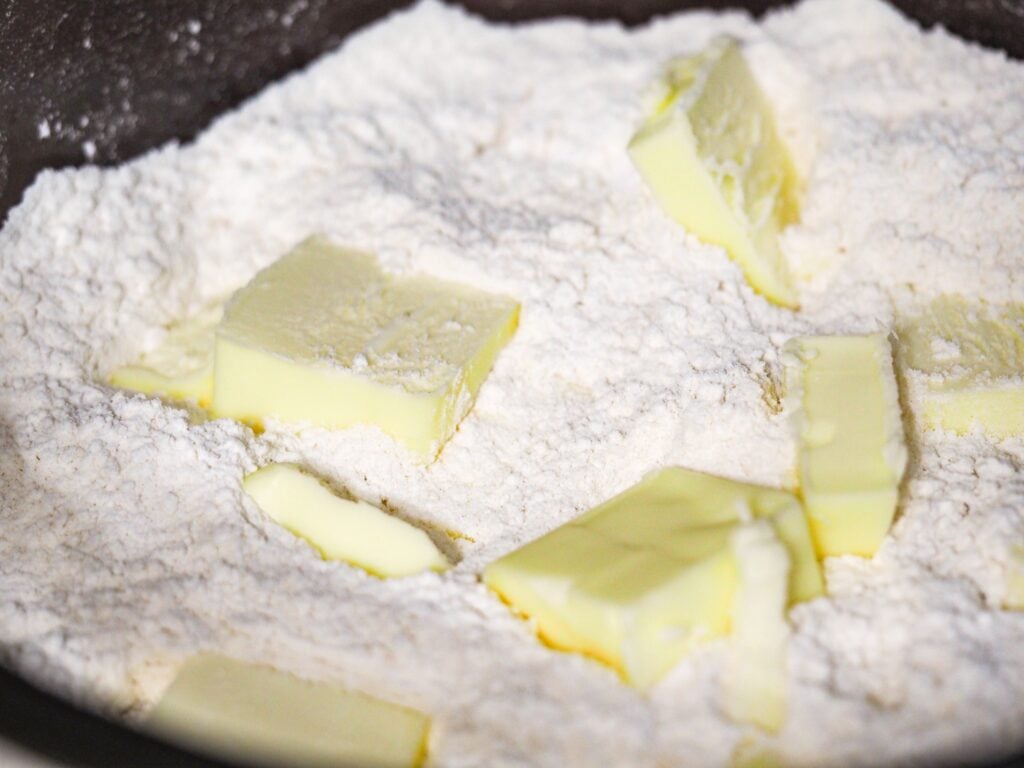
[731,739,786,768]
[1006,546,1024,611]
[628,39,801,308]
[243,463,448,578]
[896,295,1024,438]
[109,302,223,407]
[785,334,907,558]
[212,237,520,458]
[482,467,822,690]
[147,654,430,768]
[724,520,790,732]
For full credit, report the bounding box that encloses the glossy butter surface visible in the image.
[786,334,907,557]
[724,520,790,732]
[243,463,448,578]
[147,654,430,768]
[898,295,1024,438]
[109,302,223,407]
[213,237,519,458]
[628,39,801,308]
[483,467,821,689]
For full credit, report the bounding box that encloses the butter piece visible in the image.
[109,302,223,407]
[785,334,907,557]
[147,654,430,768]
[628,39,801,308]
[1006,546,1024,611]
[731,739,786,768]
[724,520,790,732]
[896,295,1024,438]
[482,467,822,689]
[243,463,448,578]
[212,237,520,458]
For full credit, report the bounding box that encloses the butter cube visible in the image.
[212,237,520,458]
[109,302,223,407]
[724,520,790,732]
[243,463,448,578]
[1006,546,1024,611]
[896,295,1024,438]
[482,467,822,689]
[785,334,907,557]
[628,39,801,308]
[731,740,786,768]
[147,654,430,768]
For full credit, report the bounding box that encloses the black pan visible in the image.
[0,2,1022,766]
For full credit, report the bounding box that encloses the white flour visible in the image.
[1,0,1023,765]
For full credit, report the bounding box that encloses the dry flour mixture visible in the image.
[1,0,1023,765]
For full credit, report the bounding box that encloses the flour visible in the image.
[1,0,1023,766]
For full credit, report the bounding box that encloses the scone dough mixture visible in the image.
[1,1,1022,765]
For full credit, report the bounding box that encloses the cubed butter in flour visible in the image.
[785,334,907,558]
[482,467,821,690]
[109,302,223,407]
[896,295,1024,438]
[212,237,520,459]
[1006,546,1024,611]
[243,463,448,578]
[724,520,791,732]
[147,653,430,768]
[628,38,801,308]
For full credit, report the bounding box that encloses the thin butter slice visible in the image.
[482,467,822,690]
[724,520,790,733]
[147,654,430,768]
[109,302,223,407]
[212,237,520,459]
[785,334,907,557]
[243,463,448,578]
[628,38,801,308]
[897,295,1024,438]
[731,739,786,768]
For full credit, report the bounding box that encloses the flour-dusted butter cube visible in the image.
[147,654,430,768]
[482,467,821,690]
[1006,547,1024,611]
[243,463,448,578]
[628,39,801,308]
[724,520,791,732]
[897,295,1024,439]
[212,237,520,458]
[785,334,907,558]
[109,302,223,407]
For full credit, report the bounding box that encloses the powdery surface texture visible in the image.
[1,0,1023,766]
